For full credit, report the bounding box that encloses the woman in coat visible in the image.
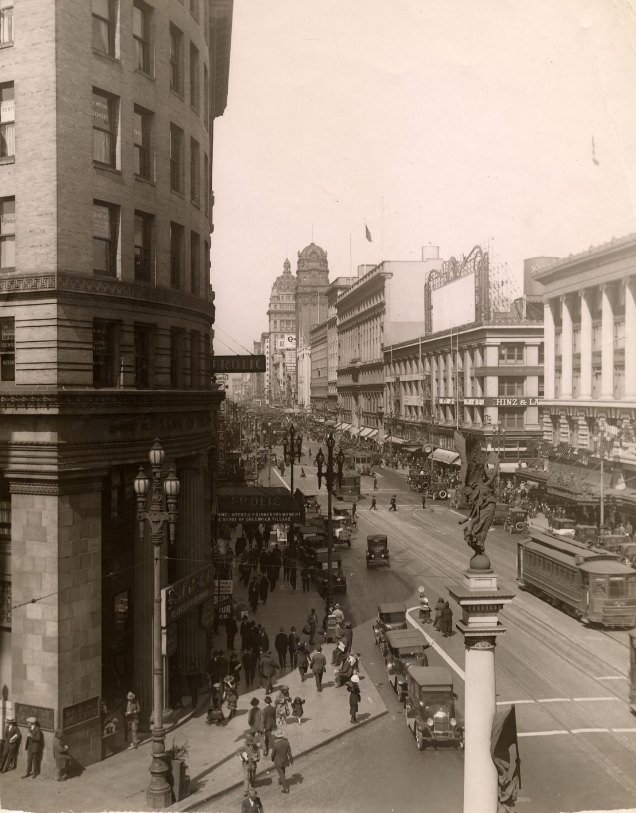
[440,601,453,637]
[433,597,445,630]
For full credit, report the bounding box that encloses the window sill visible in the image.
[0,42,14,50]
[191,199,201,209]
[170,189,186,200]
[94,162,122,176]
[0,156,15,165]
[135,68,155,81]
[92,49,122,65]
[170,88,185,102]
[134,174,156,187]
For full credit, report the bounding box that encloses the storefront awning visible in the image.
[214,487,302,522]
[367,429,379,439]
[385,436,406,445]
[334,422,343,430]
[349,427,361,437]
[403,444,423,453]
[360,427,374,438]
[431,448,461,466]
[341,423,352,432]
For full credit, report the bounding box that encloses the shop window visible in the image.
[170,222,184,289]
[92,0,116,56]
[93,319,119,387]
[0,0,13,46]
[169,123,184,193]
[0,197,15,270]
[133,105,152,179]
[92,88,119,167]
[190,43,200,112]
[134,323,152,388]
[134,210,152,283]
[0,579,10,628]
[132,0,152,74]
[93,201,119,277]
[0,316,14,381]
[190,137,200,205]
[169,24,183,95]
[0,82,14,159]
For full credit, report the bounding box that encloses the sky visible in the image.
[210,0,636,353]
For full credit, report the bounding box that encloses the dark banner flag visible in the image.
[491,705,521,811]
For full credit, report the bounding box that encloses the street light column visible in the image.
[325,434,335,608]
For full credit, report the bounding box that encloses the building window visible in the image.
[592,367,601,398]
[133,104,152,179]
[614,318,625,351]
[134,323,152,388]
[498,343,524,365]
[169,24,183,95]
[93,201,118,277]
[204,239,209,290]
[538,376,544,397]
[0,0,13,46]
[203,153,209,215]
[132,1,151,74]
[93,319,119,387]
[0,316,14,381]
[554,331,561,356]
[190,43,200,111]
[134,211,152,283]
[191,330,201,387]
[614,365,625,399]
[190,138,200,205]
[170,328,184,387]
[190,230,200,295]
[0,197,15,270]
[0,579,10,628]
[554,370,561,399]
[190,0,199,20]
[92,0,116,56]
[0,82,14,159]
[572,327,581,354]
[203,63,209,128]
[538,343,544,365]
[572,369,580,398]
[499,407,524,430]
[498,377,524,397]
[169,123,184,193]
[170,222,184,289]
[592,322,601,352]
[92,89,118,167]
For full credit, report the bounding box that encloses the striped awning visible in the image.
[360,427,374,438]
[341,423,352,432]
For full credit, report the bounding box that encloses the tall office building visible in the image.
[267,259,296,404]
[0,0,233,766]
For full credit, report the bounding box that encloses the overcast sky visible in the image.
[210,0,636,353]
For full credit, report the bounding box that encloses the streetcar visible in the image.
[517,530,636,628]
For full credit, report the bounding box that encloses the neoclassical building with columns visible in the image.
[534,234,636,520]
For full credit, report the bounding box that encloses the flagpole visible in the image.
[381,196,384,261]
[349,233,352,276]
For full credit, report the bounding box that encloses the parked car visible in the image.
[384,629,430,701]
[404,665,464,751]
[373,602,407,648]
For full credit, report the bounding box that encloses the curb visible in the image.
[176,705,389,811]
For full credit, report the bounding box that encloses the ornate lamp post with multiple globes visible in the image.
[133,439,180,809]
[283,424,301,545]
[315,434,345,607]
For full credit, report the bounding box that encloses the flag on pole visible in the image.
[491,705,522,806]
[365,224,373,242]
[592,136,600,166]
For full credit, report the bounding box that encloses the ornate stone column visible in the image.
[449,561,514,813]
[624,277,636,399]
[560,295,573,399]
[543,300,555,399]
[601,284,615,399]
[579,289,593,399]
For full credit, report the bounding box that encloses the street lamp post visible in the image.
[283,424,301,547]
[594,427,616,528]
[315,435,345,607]
[133,439,180,810]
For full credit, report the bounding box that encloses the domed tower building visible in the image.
[267,259,297,405]
[295,243,330,402]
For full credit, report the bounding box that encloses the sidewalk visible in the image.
[1,573,387,813]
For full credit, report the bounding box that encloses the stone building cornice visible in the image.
[0,388,223,414]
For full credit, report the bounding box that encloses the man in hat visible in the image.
[23,717,43,778]
[348,675,361,723]
[238,732,260,796]
[309,645,327,692]
[0,717,21,772]
[125,691,140,749]
[53,729,71,781]
[261,696,276,756]
[270,729,293,794]
[258,650,278,694]
[241,786,264,813]
[274,627,288,669]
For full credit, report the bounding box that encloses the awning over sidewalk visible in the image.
[431,448,460,465]
[360,427,374,438]
[349,427,361,437]
[385,436,406,445]
[498,462,520,474]
[366,428,379,439]
[214,487,302,522]
[340,423,352,431]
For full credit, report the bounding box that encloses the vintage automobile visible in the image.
[332,503,358,529]
[293,489,322,523]
[404,665,464,751]
[373,602,408,648]
[332,517,352,548]
[384,629,430,701]
[504,508,529,535]
[366,534,390,568]
[297,526,328,564]
[492,502,510,526]
[312,555,347,595]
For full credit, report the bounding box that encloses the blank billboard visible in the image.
[431,272,475,333]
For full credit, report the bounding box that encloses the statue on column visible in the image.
[454,431,500,558]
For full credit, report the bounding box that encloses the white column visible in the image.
[544,300,555,399]
[579,289,592,399]
[463,642,498,813]
[561,295,573,399]
[625,277,636,399]
[601,284,615,399]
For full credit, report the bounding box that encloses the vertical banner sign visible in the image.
[217,402,226,476]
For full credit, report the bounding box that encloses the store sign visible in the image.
[213,579,233,597]
[211,355,266,373]
[485,397,542,407]
[463,397,484,406]
[161,563,215,627]
[62,697,100,730]
[15,703,55,731]
[216,595,233,620]
[438,397,455,405]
